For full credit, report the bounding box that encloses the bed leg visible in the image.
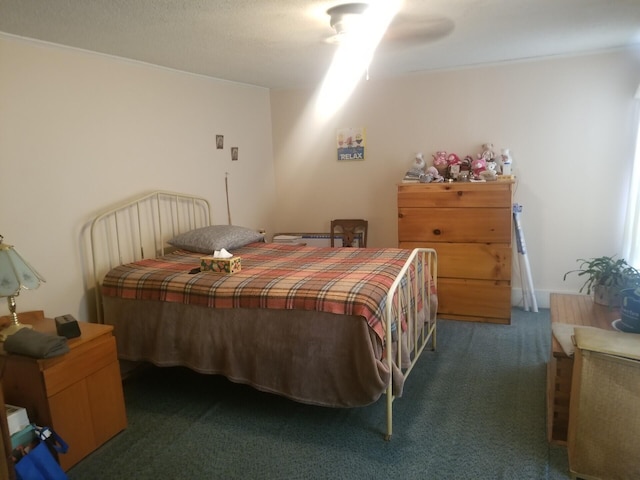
[386,384,393,441]
[432,323,437,351]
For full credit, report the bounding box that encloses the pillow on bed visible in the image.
[167,225,264,253]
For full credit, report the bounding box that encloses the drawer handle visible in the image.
[457,191,463,196]
[433,229,441,235]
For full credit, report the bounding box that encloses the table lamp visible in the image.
[0,235,46,340]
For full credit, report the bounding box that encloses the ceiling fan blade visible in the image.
[383,14,455,47]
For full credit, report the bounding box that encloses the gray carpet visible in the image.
[67,308,570,479]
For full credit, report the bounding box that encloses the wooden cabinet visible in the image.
[547,294,618,445]
[398,181,514,323]
[568,328,640,479]
[0,381,14,480]
[0,311,127,471]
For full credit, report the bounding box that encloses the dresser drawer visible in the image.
[43,335,117,397]
[398,207,512,243]
[437,278,512,320]
[398,182,512,208]
[400,242,512,280]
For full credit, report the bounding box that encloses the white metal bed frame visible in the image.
[89,190,437,440]
[90,191,213,324]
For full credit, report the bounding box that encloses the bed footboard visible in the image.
[384,247,437,440]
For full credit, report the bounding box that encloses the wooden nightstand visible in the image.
[0,311,127,471]
[0,380,15,480]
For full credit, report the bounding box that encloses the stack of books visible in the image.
[273,234,303,244]
[402,171,423,183]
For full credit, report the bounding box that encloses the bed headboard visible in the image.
[90,190,211,322]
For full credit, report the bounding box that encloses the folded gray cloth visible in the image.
[3,328,69,358]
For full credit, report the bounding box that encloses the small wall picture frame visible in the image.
[216,135,224,149]
[231,147,238,161]
[336,127,365,161]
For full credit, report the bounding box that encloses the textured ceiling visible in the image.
[1,0,639,89]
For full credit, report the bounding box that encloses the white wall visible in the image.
[0,36,277,321]
[2,35,638,321]
[270,49,640,308]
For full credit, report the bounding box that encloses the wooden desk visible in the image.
[546,294,618,444]
[0,311,127,471]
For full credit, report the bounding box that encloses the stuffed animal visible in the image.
[425,166,444,182]
[403,153,427,182]
[481,143,496,162]
[481,143,499,174]
[432,151,447,167]
[432,151,448,177]
[447,153,461,179]
[471,156,487,177]
[447,153,461,165]
[413,153,426,172]
[462,155,473,171]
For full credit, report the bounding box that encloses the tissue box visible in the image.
[5,404,29,436]
[11,424,35,449]
[200,256,241,273]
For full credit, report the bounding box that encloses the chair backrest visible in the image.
[330,219,368,247]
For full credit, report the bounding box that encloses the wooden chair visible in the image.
[330,219,368,247]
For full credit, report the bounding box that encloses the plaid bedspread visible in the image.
[101,243,435,339]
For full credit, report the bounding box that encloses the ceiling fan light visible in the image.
[327,3,369,36]
[331,13,361,35]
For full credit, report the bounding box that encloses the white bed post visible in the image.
[384,248,437,441]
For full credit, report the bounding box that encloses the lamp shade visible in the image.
[0,241,45,297]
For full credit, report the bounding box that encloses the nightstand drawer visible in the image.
[43,335,116,397]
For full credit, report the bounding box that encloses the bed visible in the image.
[90,191,437,440]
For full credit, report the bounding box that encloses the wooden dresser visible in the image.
[398,181,514,323]
[1,311,127,471]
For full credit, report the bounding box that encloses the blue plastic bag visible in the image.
[14,426,68,480]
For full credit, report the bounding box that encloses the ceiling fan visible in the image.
[325,2,454,48]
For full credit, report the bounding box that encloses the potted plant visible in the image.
[564,256,640,306]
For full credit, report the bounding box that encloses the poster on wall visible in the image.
[336,127,365,161]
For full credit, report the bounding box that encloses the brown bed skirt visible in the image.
[103,297,405,408]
